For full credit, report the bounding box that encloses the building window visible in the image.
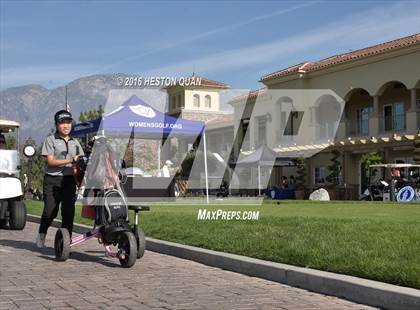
[383,102,406,132]
[280,111,287,127]
[178,94,182,108]
[319,120,338,140]
[284,111,304,136]
[241,118,250,150]
[384,105,392,131]
[309,107,315,125]
[172,95,177,109]
[193,94,200,108]
[205,95,211,108]
[394,102,405,131]
[257,117,266,146]
[356,105,372,136]
[314,167,326,184]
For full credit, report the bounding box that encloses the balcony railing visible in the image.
[379,114,406,134]
[345,121,370,137]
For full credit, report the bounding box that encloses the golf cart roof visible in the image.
[0,120,20,130]
[369,164,420,168]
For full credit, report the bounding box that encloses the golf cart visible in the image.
[362,164,420,202]
[0,120,29,229]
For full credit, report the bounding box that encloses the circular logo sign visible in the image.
[396,186,415,202]
[23,145,36,158]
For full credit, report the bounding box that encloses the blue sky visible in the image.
[0,0,419,90]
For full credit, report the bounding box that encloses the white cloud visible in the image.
[101,1,321,72]
[0,1,322,88]
[1,1,418,89]
[143,2,419,78]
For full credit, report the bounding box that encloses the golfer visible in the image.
[36,110,84,248]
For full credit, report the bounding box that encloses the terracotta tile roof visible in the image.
[179,110,233,124]
[261,33,420,82]
[206,113,234,126]
[229,88,268,103]
[198,76,230,89]
[165,75,230,89]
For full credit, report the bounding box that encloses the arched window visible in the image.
[193,94,200,108]
[205,95,211,108]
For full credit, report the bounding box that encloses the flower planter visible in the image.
[328,189,339,200]
[294,189,306,200]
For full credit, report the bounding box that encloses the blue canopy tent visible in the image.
[72,96,205,137]
[72,95,210,203]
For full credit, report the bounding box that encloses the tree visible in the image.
[177,148,217,179]
[361,152,384,169]
[78,105,105,148]
[178,149,197,178]
[79,111,86,122]
[359,152,384,197]
[326,150,341,187]
[295,157,307,190]
[79,105,104,122]
[5,136,16,149]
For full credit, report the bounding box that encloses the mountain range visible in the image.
[0,74,130,144]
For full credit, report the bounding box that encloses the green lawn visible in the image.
[26,199,420,289]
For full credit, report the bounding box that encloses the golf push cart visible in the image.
[54,136,149,268]
[362,163,420,202]
[0,119,33,230]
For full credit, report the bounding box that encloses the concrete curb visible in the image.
[27,214,420,310]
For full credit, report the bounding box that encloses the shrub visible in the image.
[326,150,341,187]
[295,157,307,190]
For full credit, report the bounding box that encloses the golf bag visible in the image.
[80,137,129,226]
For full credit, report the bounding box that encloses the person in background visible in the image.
[35,110,84,248]
[161,160,172,178]
[0,133,6,149]
[282,176,289,189]
[289,175,296,190]
[23,174,28,193]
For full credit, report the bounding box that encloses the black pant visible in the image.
[39,175,76,236]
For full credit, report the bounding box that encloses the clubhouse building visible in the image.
[165,34,420,199]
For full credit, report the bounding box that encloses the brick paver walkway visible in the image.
[0,222,378,310]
